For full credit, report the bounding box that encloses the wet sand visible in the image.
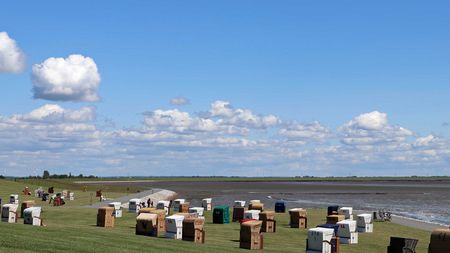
[390,215,447,231]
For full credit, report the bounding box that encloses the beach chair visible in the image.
[428,228,450,253]
[387,237,418,253]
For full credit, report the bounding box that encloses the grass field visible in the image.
[0,179,433,253]
[14,178,145,194]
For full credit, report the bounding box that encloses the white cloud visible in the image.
[143,101,282,136]
[143,108,239,134]
[12,104,95,123]
[0,32,26,73]
[279,121,330,141]
[339,111,413,146]
[413,134,436,147]
[228,109,280,128]
[1,104,450,177]
[208,100,281,129]
[144,109,194,132]
[411,135,450,160]
[0,104,99,156]
[32,54,101,101]
[209,100,234,117]
[170,96,190,106]
[346,111,387,130]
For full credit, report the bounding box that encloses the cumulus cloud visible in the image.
[13,104,95,123]
[1,103,450,177]
[170,96,190,106]
[339,111,413,146]
[0,32,26,73]
[279,121,330,142]
[31,54,101,102]
[412,135,450,159]
[144,109,195,132]
[346,111,387,130]
[0,104,99,154]
[210,100,234,117]
[141,101,285,138]
[208,100,281,129]
[0,126,102,178]
[143,108,242,135]
[413,135,437,147]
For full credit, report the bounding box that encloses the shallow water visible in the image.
[103,180,450,226]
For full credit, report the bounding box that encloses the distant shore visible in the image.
[74,180,156,184]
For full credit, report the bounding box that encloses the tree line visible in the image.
[40,170,97,179]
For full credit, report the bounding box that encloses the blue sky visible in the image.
[1,1,450,176]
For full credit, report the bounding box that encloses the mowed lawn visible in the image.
[0,179,432,253]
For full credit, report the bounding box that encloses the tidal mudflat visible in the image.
[98,179,450,226]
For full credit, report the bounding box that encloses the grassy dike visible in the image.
[0,179,432,253]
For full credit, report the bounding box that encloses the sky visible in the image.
[1,1,450,177]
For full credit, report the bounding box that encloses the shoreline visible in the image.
[352,208,448,231]
[390,214,448,231]
[285,198,450,230]
[86,188,177,208]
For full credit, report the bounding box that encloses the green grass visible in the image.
[0,179,126,207]
[0,179,433,253]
